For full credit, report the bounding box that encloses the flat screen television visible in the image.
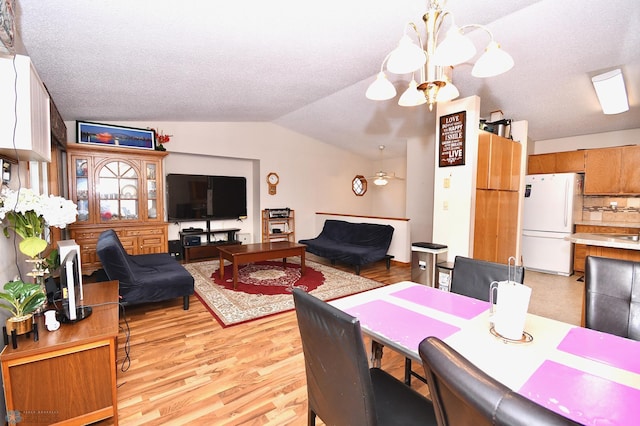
[58,250,92,323]
[166,174,247,221]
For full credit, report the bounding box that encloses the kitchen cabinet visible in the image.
[67,143,169,274]
[555,151,585,173]
[620,145,640,193]
[476,131,521,191]
[583,145,640,194]
[573,225,640,272]
[474,190,519,263]
[527,153,556,174]
[584,147,621,194]
[585,245,640,263]
[0,54,51,162]
[527,151,585,174]
[474,131,522,263]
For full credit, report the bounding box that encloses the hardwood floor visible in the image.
[97,255,582,425]
[97,256,419,425]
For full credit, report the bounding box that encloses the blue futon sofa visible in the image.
[96,229,194,309]
[299,219,394,274]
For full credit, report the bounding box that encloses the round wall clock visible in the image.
[267,172,279,195]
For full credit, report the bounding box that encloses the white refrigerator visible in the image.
[521,173,583,276]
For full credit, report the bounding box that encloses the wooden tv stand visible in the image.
[180,225,241,262]
[1,281,120,425]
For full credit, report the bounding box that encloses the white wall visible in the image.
[432,96,482,262]
[66,121,385,244]
[369,155,407,219]
[406,134,436,244]
[531,128,640,153]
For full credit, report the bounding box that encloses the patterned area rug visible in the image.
[184,258,385,327]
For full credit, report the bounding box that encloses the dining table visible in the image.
[330,281,640,426]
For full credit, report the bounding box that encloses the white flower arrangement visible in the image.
[0,187,78,258]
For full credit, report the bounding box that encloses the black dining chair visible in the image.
[418,336,580,426]
[450,256,525,302]
[292,288,437,426]
[585,255,640,340]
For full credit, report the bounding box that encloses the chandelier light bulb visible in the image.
[436,81,460,102]
[365,72,397,100]
[432,26,476,66]
[398,79,427,107]
[386,34,426,74]
[472,41,514,78]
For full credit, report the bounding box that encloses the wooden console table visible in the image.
[1,281,120,425]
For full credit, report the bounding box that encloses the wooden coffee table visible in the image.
[218,241,307,289]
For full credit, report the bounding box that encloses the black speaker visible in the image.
[168,240,183,261]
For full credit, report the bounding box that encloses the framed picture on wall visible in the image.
[76,121,156,150]
[439,111,466,167]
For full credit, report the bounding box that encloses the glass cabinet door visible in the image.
[97,161,139,222]
[146,163,158,219]
[74,158,90,222]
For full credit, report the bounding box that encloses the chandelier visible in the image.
[365,0,514,111]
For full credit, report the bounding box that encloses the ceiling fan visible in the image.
[369,145,404,186]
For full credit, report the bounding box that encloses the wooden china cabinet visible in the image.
[66,143,169,274]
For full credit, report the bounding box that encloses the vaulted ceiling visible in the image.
[14,0,640,160]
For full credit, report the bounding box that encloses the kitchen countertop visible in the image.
[574,220,640,228]
[566,233,640,250]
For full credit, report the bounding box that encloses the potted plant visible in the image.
[0,280,46,335]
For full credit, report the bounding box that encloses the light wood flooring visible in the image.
[96,255,584,425]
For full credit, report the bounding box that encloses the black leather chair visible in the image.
[96,229,194,309]
[450,256,525,302]
[585,255,640,340]
[418,336,580,426]
[292,288,437,426]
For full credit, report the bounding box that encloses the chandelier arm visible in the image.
[379,52,393,72]
[432,10,452,41]
[407,22,425,51]
[458,23,496,43]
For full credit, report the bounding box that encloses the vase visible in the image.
[25,257,49,313]
[6,314,34,336]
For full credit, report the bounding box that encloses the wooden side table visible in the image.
[1,281,120,425]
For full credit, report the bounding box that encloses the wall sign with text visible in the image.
[439,111,466,167]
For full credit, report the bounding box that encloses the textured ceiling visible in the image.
[13,0,640,160]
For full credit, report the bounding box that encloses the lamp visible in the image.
[591,69,629,115]
[373,174,389,186]
[365,0,514,111]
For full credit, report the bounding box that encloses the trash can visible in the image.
[411,242,448,287]
[436,261,454,292]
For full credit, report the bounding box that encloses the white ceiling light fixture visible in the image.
[369,145,405,186]
[365,0,514,111]
[591,69,629,115]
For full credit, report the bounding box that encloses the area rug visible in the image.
[184,258,385,327]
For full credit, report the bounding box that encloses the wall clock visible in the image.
[267,172,279,195]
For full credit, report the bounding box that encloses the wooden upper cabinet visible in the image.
[527,153,556,174]
[555,150,585,172]
[527,151,585,174]
[584,147,622,194]
[476,131,521,191]
[620,145,640,193]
